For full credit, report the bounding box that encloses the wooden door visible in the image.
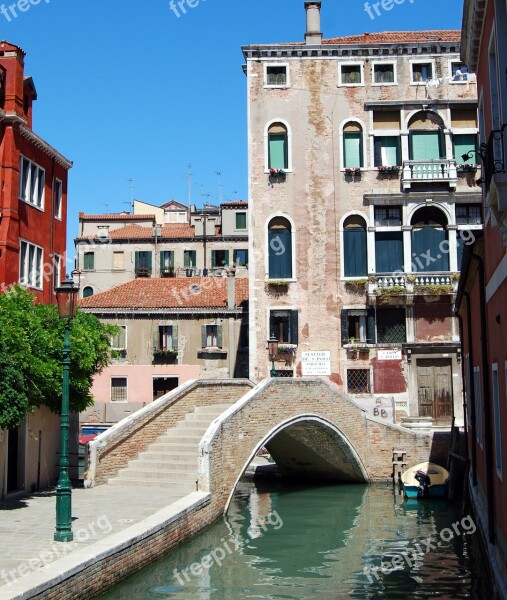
[417,359,453,421]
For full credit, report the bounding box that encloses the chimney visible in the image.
[305,2,322,45]
[227,273,235,309]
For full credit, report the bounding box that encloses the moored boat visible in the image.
[401,462,449,499]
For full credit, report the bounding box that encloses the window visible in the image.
[374,206,402,226]
[154,324,178,352]
[473,367,483,447]
[184,250,196,268]
[19,156,45,209]
[153,377,179,401]
[111,326,127,351]
[83,252,95,270]
[340,63,363,85]
[343,123,363,168]
[492,365,502,478]
[19,241,43,289]
[234,249,248,267]
[82,286,94,298]
[54,179,62,219]
[236,212,247,230]
[376,308,406,344]
[411,207,449,273]
[454,134,477,162]
[409,130,444,161]
[201,324,223,348]
[450,61,468,82]
[211,250,229,268]
[411,62,433,83]
[268,217,292,279]
[374,136,401,167]
[53,255,62,289]
[265,64,288,87]
[341,309,376,345]
[113,251,125,270]
[270,310,298,344]
[110,377,127,403]
[160,250,174,272]
[268,123,288,170]
[343,216,367,277]
[135,251,152,276]
[456,204,482,225]
[347,369,370,394]
[375,232,404,273]
[373,63,395,84]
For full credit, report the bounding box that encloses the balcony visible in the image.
[368,273,459,301]
[135,267,151,278]
[402,160,457,190]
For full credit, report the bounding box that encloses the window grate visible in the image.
[377,309,406,344]
[274,370,294,378]
[347,369,370,394]
[111,378,127,402]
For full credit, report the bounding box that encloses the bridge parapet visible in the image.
[85,379,254,487]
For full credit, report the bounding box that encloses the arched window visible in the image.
[343,122,364,168]
[83,286,94,298]
[343,216,367,277]
[411,206,449,272]
[268,217,292,279]
[268,123,288,170]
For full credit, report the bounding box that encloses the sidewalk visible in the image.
[0,484,187,598]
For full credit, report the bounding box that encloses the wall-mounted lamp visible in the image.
[267,334,279,377]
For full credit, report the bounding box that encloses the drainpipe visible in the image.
[227,274,235,378]
[463,291,477,485]
[473,252,495,544]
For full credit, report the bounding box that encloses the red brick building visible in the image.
[458,1,507,596]
[0,41,72,303]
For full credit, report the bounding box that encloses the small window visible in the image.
[82,286,94,298]
[236,212,247,230]
[113,251,125,270]
[135,251,152,276]
[160,250,174,274]
[19,156,45,210]
[53,255,62,289]
[450,61,469,82]
[201,324,223,348]
[343,215,367,277]
[54,179,62,219]
[158,325,176,351]
[234,249,248,267]
[374,136,401,167]
[184,250,196,268]
[376,308,406,344]
[347,369,370,394]
[456,204,482,225]
[265,65,288,87]
[268,217,292,279]
[268,123,289,170]
[110,377,127,403]
[373,63,395,84]
[374,206,402,226]
[19,240,43,289]
[111,326,127,351]
[343,123,364,169]
[346,310,367,343]
[211,250,229,268]
[411,62,433,83]
[340,64,363,85]
[269,310,298,345]
[153,377,179,401]
[83,252,95,270]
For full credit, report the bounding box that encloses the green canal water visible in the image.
[100,480,491,599]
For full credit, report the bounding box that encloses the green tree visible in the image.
[0,287,116,428]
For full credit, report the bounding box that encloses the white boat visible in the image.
[401,462,449,498]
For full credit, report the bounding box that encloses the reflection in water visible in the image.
[99,481,490,599]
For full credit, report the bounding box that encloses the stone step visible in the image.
[149,442,200,452]
[191,403,232,415]
[116,468,196,481]
[130,459,197,470]
[107,478,196,491]
[138,451,196,462]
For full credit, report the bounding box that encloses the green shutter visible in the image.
[172,325,178,351]
[367,308,376,344]
[135,251,139,271]
[153,325,160,352]
[217,326,223,348]
[146,252,152,270]
[375,232,404,273]
[410,131,441,160]
[191,251,196,267]
[454,134,477,161]
[184,251,189,268]
[269,134,287,169]
[411,228,449,272]
[211,250,216,267]
[201,325,207,348]
[224,250,229,266]
[236,212,247,229]
[268,230,292,278]
[84,252,94,270]
[344,133,362,168]
[290,311,298,345]
[381,137,399,166]
[344,228,367,277]
[341,310,349,346]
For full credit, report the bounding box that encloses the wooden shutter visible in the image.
[375,232,404,273]
[453,134,477,161]
[411,228,449,272]
[341,310,349,346]
[201,325,207,348]
[268,229,292,278]
[374,138,382,167]
[289,310,298,345]
[344,132,362,168]
[367,308,376,344]
[172,325,178,351]
[269,134,287,169]
[224,250,230,266]
[217,326,223,348]
[152,325,160,352]
[134,251,139,271]
[344,228,367,277]
[211,250,216,267]
[410,131,440,161]
[146,252,152,270]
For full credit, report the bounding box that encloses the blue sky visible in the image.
[1,0,464,252]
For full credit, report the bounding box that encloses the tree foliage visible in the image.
[0,287,116,429]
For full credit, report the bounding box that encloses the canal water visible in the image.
[100,480,491,599]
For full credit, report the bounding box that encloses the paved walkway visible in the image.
[0,484,185,598]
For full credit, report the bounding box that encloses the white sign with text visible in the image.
[377,349,402,361]
[302,351,331,376]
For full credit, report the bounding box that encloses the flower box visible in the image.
[277,343,297,355]
[344,167,361,176]
[269,168,286,176]
[456,164,479,173]
[377,165,401,174]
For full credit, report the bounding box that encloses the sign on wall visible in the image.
[377,349,402,361]
[302,351,331,376]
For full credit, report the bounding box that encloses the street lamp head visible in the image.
[461,151,475,162]
[55,274,79,319]
[267,334,279,360]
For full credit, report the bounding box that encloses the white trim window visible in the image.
[53,254,62,289]
[473,366,483,448]
[111,326,127,351]
[372,62,397,85]
[19,156,45,210]
[19,240,43,289]
[410,60,435,84]
[110,377,128,403]
[492,364,503,479]
[339,62,364,86]
[54,179,63,220]
[449,60,469,83]
[264,63,289,88]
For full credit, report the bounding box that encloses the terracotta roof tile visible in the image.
[79,277,248,310]
[77,223,196,241]
[322,30,461,45]
[79,212,155,222]
[160,224,195,238]
[221,201,249,207]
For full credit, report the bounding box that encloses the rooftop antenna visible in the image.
[187,163,192,210]
[128,178,135,211]
[215,171,223,204]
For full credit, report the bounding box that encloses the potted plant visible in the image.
[378,165,401,174]
[456,163,478,173]
[269,168,286,176]
[344,167,361,176]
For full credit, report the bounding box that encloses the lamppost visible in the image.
[267,334,279,378]
[54,274,79,542]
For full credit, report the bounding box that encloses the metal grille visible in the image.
[347,369,370,394]
[274,370,294,378]
[377,309,406,344]
[111,377,127,403]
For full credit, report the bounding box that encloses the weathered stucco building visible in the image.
[244,2,482,426]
